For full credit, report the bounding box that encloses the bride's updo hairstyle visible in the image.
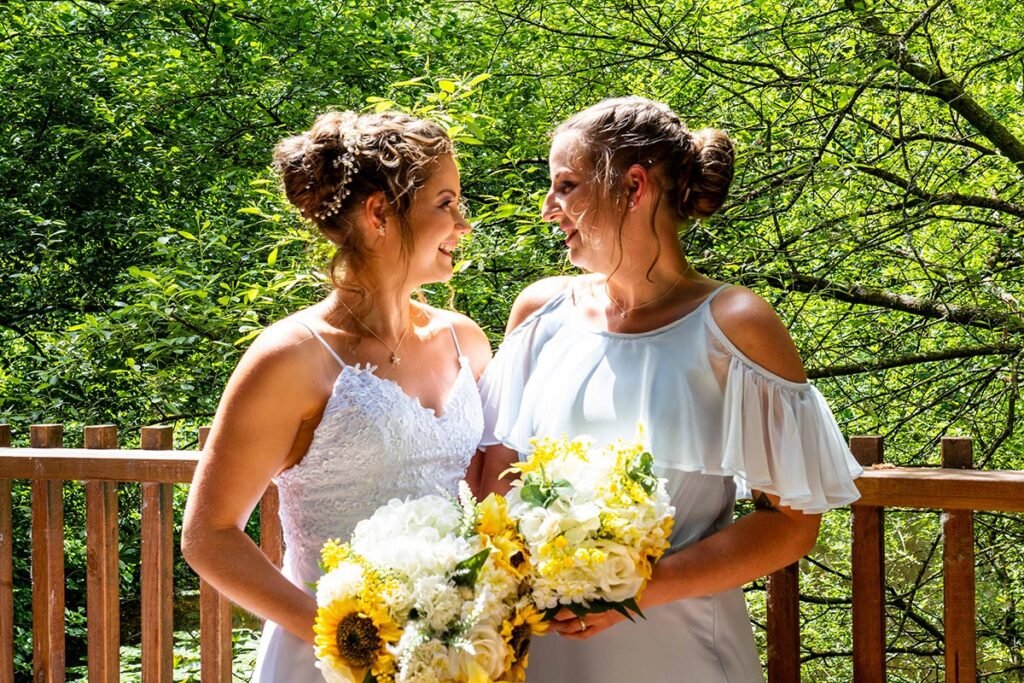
[273,110,454,286]
[555,96,735,222]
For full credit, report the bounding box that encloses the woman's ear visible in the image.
[362,191,390,234]
[624,164,650,209]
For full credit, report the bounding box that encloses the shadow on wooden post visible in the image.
[141,425,175,682]
[30,424,66,683]
[851,435,886,683]
[85,425,121,683]
[941,437,976,683]
[766,561,800,683]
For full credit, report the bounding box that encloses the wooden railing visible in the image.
[2,425,1024,681]
[0,423,282,683]
[764,435,1024,683]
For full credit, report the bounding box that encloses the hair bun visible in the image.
[272,133,321,218]
[681,128,735,219]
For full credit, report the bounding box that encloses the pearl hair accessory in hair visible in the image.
[308,112,363,221]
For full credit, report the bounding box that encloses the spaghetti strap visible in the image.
[296,321,346,368]
[447,320,464,359]
[704,283,732,306]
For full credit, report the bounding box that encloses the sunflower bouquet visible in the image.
[314,483,546,683]
[503,430,675,621]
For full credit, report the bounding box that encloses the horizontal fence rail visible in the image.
[0,424,281,683]
[1,426,1023,681]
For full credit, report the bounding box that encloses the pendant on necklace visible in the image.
[390,353,401,365]
[619,311,629,319]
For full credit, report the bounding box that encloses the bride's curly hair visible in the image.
[273,110,454,288]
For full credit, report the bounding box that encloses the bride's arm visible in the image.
[553,285,823,638]
[182,323,323,643]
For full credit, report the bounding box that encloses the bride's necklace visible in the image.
[602,272,686,319]
[336,296,412,365]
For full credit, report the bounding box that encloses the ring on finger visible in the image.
[578,616,588,631]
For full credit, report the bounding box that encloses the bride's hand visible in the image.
[547,607,626,640]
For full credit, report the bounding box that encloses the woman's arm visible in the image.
[181,323,324,642]
[553,285,822,638]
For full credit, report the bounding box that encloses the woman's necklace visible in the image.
[602,272,686,319]
[336,296,412,365]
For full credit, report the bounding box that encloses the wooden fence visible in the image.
[1,424,1023,682]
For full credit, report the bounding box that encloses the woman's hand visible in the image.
[547,607,629,640]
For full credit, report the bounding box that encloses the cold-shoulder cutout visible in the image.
[506,276,575,334]
[708,285,807,384]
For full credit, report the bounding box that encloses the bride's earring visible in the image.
[377,223,386,236]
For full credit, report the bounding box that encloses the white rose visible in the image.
[593,541,643,603]
[463,622,509,681]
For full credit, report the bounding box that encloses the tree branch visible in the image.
[742,271,1024,334]
[807,343,1021,379]
[843,0,1024,176]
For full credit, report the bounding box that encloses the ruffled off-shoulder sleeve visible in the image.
[478,293,567,453]
[713,333,864,514]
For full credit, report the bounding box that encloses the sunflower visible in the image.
[500,605,549,682]
[315,596,401,680]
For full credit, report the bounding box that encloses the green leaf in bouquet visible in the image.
[520,477,572,508]
[451,548,490,589]
[627,451,658,496]
[519,482,550,507]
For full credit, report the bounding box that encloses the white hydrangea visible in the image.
[411,575,465,632]
[315,561,364,606]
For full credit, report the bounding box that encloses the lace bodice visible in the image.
[271,325,483,585]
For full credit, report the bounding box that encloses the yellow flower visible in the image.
[320,540,377,574]
[314,597,401,676]
[477,494,532,578]
[500,605,549,682]
[506,434,592,478]
[477,494,513,537]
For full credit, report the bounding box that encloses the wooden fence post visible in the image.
[941,437,976,682]
[0,425,13,683]
[260,485,283,570]
[141,426,175,683]
[85,425,121,683]
[196,427,233,683]
[30,424,66,683]
[851,435,886,683]
[766,561,801,683]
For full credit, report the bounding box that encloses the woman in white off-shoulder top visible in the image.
[477,97,862,682]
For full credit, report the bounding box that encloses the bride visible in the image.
[182,110,490,681]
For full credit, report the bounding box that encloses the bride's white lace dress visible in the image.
[250,323,483,682]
